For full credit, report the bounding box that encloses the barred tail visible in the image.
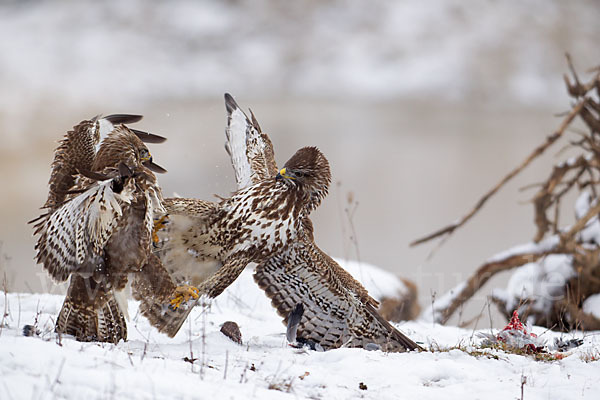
[56,276,127,344]
[136,298,194,338]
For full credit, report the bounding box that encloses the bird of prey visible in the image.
[31,116,194,344]
[149,95,420,352]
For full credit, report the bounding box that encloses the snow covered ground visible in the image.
[1,264,599,400]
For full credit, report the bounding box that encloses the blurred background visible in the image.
[1,0,599,327]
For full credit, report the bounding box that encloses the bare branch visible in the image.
[434,249,564,324]
[411,101,585,247]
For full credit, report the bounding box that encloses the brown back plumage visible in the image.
[44,118,99,210]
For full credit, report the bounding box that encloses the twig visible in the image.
[200,301,207,380]
[532,156,589,241]
[188,317,195,373]
[560,198,600,244]
[410,101,585,247]
[17,293,21,333]
[1,272,8,336]
[434,250,563,324]
[50,358,66,392]
[430,290,436,327]
[468,301,488,342]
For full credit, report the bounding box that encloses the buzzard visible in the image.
[148,96,420,352]
[32,116,195,343]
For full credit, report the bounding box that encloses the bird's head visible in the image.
[93,126,167,175]
[276,146,331,212]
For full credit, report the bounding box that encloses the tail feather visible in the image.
[254,249,421,352]
[137,298,194,338]
[131,253,192,338]
[56,276,127,344]
[365,303,421,352]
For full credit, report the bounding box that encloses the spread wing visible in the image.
[224,93,278,190]
[33,178,133,282]
[254,238,420,352]
[44,118,98,210]
[155,197,224,285]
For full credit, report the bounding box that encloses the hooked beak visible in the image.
[144,157,167,174]
[276,167,292,182]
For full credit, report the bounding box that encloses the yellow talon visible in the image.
[169,285,200,309]
[152,215,169,245]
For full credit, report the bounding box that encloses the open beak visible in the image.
[144,157,167,174]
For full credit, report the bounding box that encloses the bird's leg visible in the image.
[195,254,249,298]
[169,285,200,310]
[152,215,169,245]
[167,255,249,310]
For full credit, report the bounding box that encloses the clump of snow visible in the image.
[575,191,592,219]
[583,294,600,319]
[485,234,560,264]
[487,191,598,319]
[335,259,408,300]
[574,191,600,244]
[492,255,576,315]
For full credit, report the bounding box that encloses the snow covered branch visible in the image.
[422,57,600,329]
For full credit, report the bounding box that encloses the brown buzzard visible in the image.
[148,96,420,352]
[32,116,193,344]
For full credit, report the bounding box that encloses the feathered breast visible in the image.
[220,180,305,255]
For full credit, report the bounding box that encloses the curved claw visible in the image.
[169,285,200,310]
[152,215,169,245]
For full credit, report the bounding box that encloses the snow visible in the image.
[335,259,409,300]
[485,235,560,264]
[492,255,576,316]
[421,281,467,323]
[583,294,600,320]
[2,265,599,400]
[575,191,600,245]
[575,191,592,219]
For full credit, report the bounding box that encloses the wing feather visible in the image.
[254,239,420,352]
[224,93,278,189]
[34,179,132,282]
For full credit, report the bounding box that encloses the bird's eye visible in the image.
[295,171,304,178]
[139,148,150,161]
